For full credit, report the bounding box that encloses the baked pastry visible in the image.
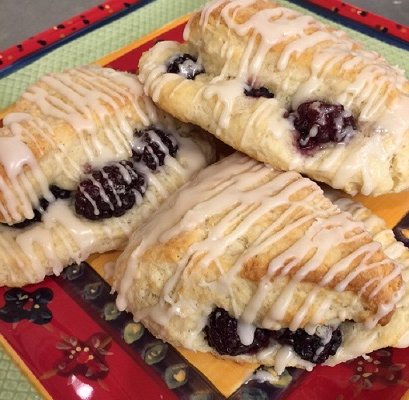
[113,152,404,373]
[322,189,409,365]
[0,65,215,287]
[138,0,409,196]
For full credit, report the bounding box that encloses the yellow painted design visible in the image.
[401,389,409,400]
[88,250,121,286]
[355,191,409,228]
[177,347,257,397]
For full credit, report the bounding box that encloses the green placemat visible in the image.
[0,343,41,400]
[0,0,408,110]
[0,0,408,398]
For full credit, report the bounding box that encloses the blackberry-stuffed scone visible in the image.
[114,153,405,373]
[322,189,409,366]
[0,65,215,287]
[139,0,409,196]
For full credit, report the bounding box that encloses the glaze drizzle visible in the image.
[0,126,208,286]
[0,66,157,224]
[116,154,402,342]
[141,0,409,195]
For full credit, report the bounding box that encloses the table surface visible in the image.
[0,0,408,51]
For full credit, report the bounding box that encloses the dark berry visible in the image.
[166,53,205,80]
[271,326,342,364]
[290,100,356,151]
[244,86,274,99]
[269,328,295,346]
[293,326,342,364]
[7,186,71,229]
[50,185,71,199]
[75,161,146,220]
[10,198,49,229]
[204,308,272,356]
[132,127,178,171]
[204,308,342,364]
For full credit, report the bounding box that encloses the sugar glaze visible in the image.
[116,154,402,364]
[0,66,157,223]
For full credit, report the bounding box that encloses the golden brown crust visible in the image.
[0,66,216,287]
[114,169,409,369]
[139,0,409,196]
[188,0,409,100]
[0,65,156,224]
[114,153,403,338]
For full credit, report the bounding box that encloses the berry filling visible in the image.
[132,127,178,171]
[204,308,272,356]
[7,185,71,229]
[270,326,342,364]
[290,100,356,151]
[166,53,205,80]
[74,161,147,220]
[4,127,179,224]
[204,308,342,364]
[75,127,179,220]
[244,86,274,99]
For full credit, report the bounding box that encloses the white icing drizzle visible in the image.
[0,200,96,282]
[152,0,409,195]
[237,319,256,345]
[277,30,335,71]
[16,226,63,279]
[195,0,407,117]
[117,153,401,340]
[0,65,157,224]
[0,124,208,284]
[0,124,51,222]
[273,345,313,375]
[204,79,245,129]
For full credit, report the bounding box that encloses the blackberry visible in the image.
[75,160,146,220]
[132,127,178,171]
[50,185,71,199]
[293,326,342,364]
[166,53,205,80]
[204,308,342,364]
[244,86,274,99]
[271,326,342,364]
[204,308,272,356]
[75,127,178,220]
[8,185,72,229]
[290,100,356,151]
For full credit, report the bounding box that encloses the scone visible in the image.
[138,0,409,196]
[113,153,404,374]
[322,189,409,365]
[0,65,215,287]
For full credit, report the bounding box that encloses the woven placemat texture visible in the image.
[0,0,206,110]
[0,343,41,400]
[0,0,408,110]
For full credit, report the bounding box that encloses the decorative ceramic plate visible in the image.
[1,5,409,400]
